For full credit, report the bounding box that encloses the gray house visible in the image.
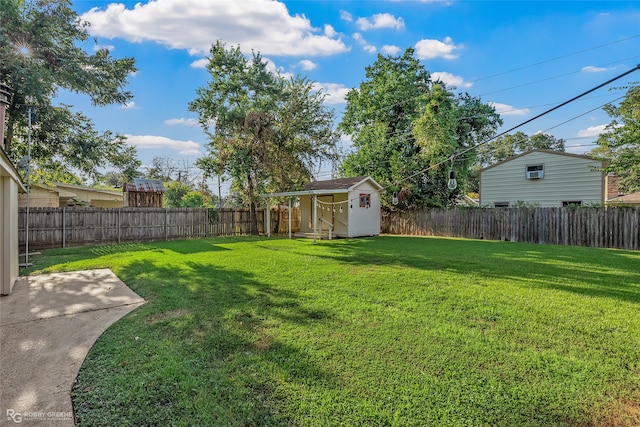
[480,150,607,207]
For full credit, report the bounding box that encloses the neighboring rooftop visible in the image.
[607,191,640,205]
[124,178,165,193]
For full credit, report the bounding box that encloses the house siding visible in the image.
[480,151,603,207]
[1,175,20,295]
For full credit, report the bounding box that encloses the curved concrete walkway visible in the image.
[0,269,144,426]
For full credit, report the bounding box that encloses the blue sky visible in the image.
[60,0,640,188]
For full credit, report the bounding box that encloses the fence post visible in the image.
[165,208,168,241]
[118,208,121,244]
[62,207,66,248]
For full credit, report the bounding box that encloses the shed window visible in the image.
[494,202,509,208]
[359,193,371,208]
[562,201,582,207]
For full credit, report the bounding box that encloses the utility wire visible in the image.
[325,64,640,205]
[468,34,640,83]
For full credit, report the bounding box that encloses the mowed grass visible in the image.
[26,236,640,426]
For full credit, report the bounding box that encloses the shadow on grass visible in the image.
[307,236,640,304]
[72,257,335,427]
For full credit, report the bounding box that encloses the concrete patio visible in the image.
[0,269,144,426]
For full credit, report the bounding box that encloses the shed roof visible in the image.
[261,176,384,198]
[124,178,165,193]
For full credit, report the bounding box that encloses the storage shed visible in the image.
[123,178,165,207]
[261,176,384,240]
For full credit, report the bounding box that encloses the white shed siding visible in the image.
[480,151,603,207]
[347,181,381,237]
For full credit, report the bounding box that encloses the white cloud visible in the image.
[340,10,353,22]
[165,118,199,127]
[582,65,608,73]
[431,72,471,88]
[312,82,350,105]
[353,32,376,54]
[125,135,201,156]
[414,37,461,60]
[356,13,405,31]
[298,59,318,70]
[324,24,337,38]
[489,102,530,116]
[93,44,115,52]
[578,124,608,137]
[81,0,349,57]
[381,45,401,55]
[338,133,354,150]
[120,101,137,109]
[190,58,208,69]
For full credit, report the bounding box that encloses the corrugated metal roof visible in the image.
[124,178,165,193]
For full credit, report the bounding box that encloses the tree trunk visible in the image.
[247,172,259,235]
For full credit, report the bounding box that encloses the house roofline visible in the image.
[0,149,27,192]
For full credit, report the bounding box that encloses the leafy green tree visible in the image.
[0,0,138,180]
[163,181,193,208]
[180,191,205,208]
[190,41,338,233]
[340,48,501,208]
[593,85,640,193]
[477,131,565,167]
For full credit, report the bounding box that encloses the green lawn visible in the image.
[25,236,640,426]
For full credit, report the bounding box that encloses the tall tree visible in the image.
[0,0,139,180]
[340,48,501,208]
[190,41,338,233]
[477,131,565,167]
[593,84,640,193]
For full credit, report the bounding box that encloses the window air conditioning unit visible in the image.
[526,170,544,179]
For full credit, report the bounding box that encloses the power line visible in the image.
[468,34,640,84]
[333,64,640,205]
[479,55,640,97]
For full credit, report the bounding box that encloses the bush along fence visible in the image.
[19,207,300,251]
[381,206,640,250]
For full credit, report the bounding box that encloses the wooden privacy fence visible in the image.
[19,207,300,250]
[382,207,640,250]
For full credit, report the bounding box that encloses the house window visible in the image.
[562,201,582,207]
[359,193,371,208]
[494,202,509,208]
[526,164,544,179]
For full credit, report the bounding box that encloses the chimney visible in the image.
[605,173,621,200]
[0,83,11,151]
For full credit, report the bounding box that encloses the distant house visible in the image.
[479,150,610,208]
[19,182,123,208]
[123,178,165,207]
[262,176,384,238]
